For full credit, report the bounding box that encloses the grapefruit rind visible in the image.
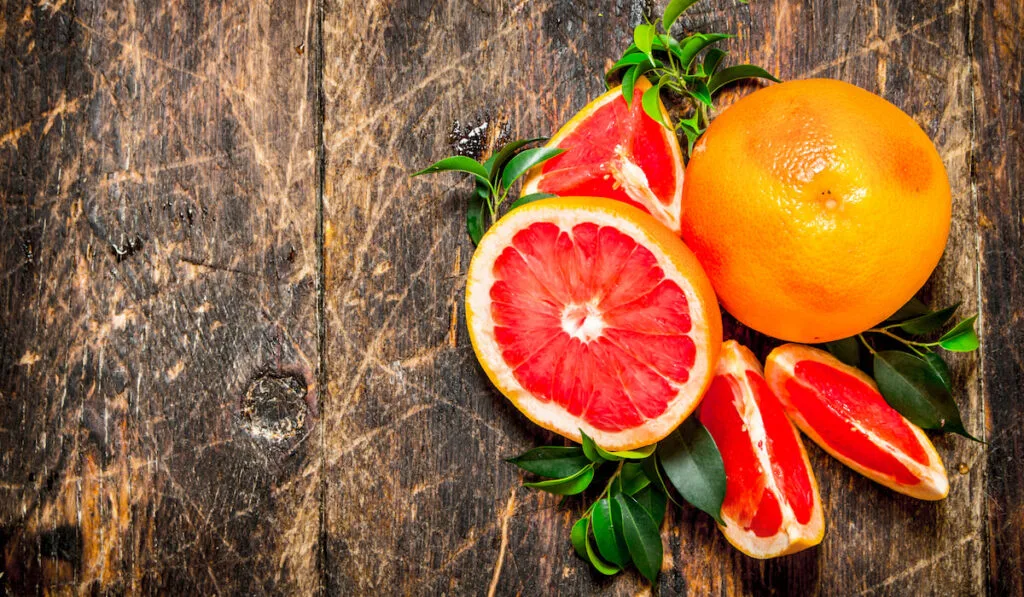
[520,77,685,234]
[465,197,721,451]
[765,344,949,501]
[708,341,825,559]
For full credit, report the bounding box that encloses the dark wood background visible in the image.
[1,0,1020,594]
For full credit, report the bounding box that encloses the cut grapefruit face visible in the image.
[466,197,722,451]
[520,77,685,234]
[765,344,948,500]
[698,341,825,559]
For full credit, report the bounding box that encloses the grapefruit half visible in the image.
[699,341,825,558]
[765,344,948,500]
[466,197,721,451]
[520,77,685,234]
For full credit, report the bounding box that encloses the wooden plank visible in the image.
[0,1,321,593]
[972,1,1024,595]
[320,0,991,594]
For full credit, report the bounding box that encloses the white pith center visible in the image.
[561,302,605,343]
[609,145,675,227]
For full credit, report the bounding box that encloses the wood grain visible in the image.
[1,1,321,593]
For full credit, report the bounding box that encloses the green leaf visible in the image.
[606,53,661,78]
[887,297,930,322]
[703,47,727,75]
[412,155,489,181]
[570,517,589,560]
[690,80,713,107]
[579,430,606,463]
[663,0,702,31]
[620,462,651,495]
[891,303,959,335]
[506,446,591,478]
[487,137,547,186]
[614,493,663,582]
[607,444,657,460]
[923,351,953,391]
[938,315,980,352]
[826,336,862,368]
[675,33,731,71]
[641,455,682,507]
[707,64,780,94]
[523,463,596,495]
[873,351,979,440]
[633,23,656,58]
[591,498,630,568]
[654,34,682,56]
[658,417,726,524]
[584,519,621,575]
[467,190,486,245]
[621,65,640,108]
[633,486,668,527]
[501,147,566,190]
[510,192,557,210]
[642,83,671,129]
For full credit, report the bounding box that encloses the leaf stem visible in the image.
[857,333,878,356]
[585,460,625,516]
[864,328,931,356]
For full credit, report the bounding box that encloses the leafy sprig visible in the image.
[606,0,779,153]
[824,298,982,441]
[508,425,726,583]
[412,139,563,244]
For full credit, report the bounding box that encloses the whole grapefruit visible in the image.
[680,78,951,343]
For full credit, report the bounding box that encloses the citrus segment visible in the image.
[520,77,684,234]
[680,78,952,342]
[765,344,948,500]
[698,341,824,558]
[467,197,721,450]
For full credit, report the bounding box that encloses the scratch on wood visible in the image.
[487,487,517,597]
[857,532,980,595]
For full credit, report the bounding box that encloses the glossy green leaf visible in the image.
[663,0,702,31]
[707,64,780,94]
[887,297,930,322]
[826,336,862,368]
[891,303,959,335]
[939,315,980,352]
[633,23,656,58]
[467,190,486,245]
[412,155,489,181]
[570,516,589,559]
[923,351,953,391]
[658,417,726,524]
[873,351,978,440]
[606,53,661,78]
[703,47,727,75]
[622,65,640,108]
[579,430,606,463]
[633,486,668,527]
[642,83,671,129]
[620,462,651,495]
[487,137,547,186]
[654,34,682,56]
[523,463,596,495]
[690,80,712,106]
[510,192,557,210]
[641,455,682,506]
[608,444,657,460]
[506,446,591,478]
[675,33,731,71]
[584,520,621,576]
[592,498,630,568]
[501,147,566,190]
[614,493,663,582]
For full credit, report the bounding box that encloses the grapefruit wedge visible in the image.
[466,197,721,450]
[699,341,825,558]
[765,344,948,500]
[520,77,685,234]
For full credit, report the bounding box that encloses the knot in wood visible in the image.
[241,373,308,441]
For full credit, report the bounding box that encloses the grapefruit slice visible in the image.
[466,197,722,451]
[520,77,685,234]
[765,344,948,500]
[698,341,825,558]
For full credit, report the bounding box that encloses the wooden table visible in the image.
[1,0,1021,594]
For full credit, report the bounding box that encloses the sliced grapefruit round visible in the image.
[519,77,685,234]
[466,197,721,451]
[765,344,948,500]
[698,341,825,558]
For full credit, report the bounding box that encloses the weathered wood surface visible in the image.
[2,0,1022,594]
